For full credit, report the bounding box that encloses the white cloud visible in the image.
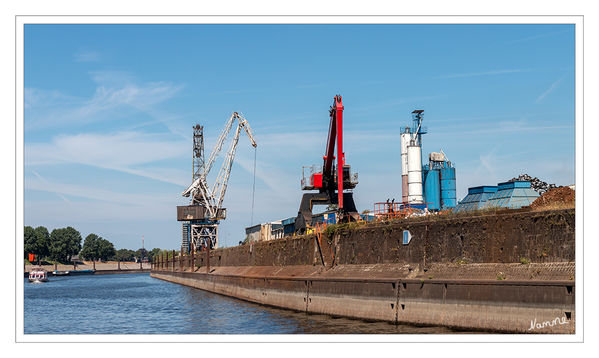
[26,131,189,187]
[535,75,566,103]
[30,171,70,202]
[26,175,174,206]
[25,72,184,131]
[24,88,78,109]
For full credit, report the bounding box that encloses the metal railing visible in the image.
[372,202,430,221]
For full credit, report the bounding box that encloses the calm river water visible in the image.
[24,273,465,334]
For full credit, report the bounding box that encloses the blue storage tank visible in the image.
[423,169,441,211]
[440,167,456,209]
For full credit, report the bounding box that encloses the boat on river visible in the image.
[52,270,70,276]
[28,268,48,283]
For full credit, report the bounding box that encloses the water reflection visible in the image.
[24,273,473,334]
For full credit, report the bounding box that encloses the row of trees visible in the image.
[79,233,116,262]
[24,226,81,263]
[114,248,161,262]
[24,225,162,264]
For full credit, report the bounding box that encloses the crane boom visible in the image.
[294,95,359,233]
[181,112,256,219]
[205,113,237,176]
[212,113,256,212]
[182,113,236,199]
[178,111,257,250]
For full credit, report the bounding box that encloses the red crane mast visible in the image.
[323,95,345,209]
[295,95,359,233]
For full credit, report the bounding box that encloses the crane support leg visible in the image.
[190,223,218,250]
[294,192,359,234]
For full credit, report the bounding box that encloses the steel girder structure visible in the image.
[182,112,257,249]
[190,223,218,251]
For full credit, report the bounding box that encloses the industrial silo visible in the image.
[440,166,457,209]
[423,168,441,210]
[400,128,411,203]
[407,144,424,203]
[422,151,456,211]
[400,109,427,205]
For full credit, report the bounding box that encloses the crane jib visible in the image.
[181,112,257,221]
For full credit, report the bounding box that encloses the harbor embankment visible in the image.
[25,261,151,276]
[152,208,575,333]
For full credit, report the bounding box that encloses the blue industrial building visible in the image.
[455,181,539,212]
[453,186,498,212]
[422,153,457,211]
[485,181,539,209]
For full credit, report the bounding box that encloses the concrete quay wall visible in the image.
[151,267,575,333]
[152,209,575,333]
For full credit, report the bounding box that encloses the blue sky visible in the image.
[24,24,575,250]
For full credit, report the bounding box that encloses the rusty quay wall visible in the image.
[197,209,574,268]
[152,208,575,333]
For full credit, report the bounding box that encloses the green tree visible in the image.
[24,226,50,263]
[24,226,35,259]
[148,248,161,261]
[81,234,116,262]
[97,239,116,261]
[115,249,136,262]
[80,233,100,261]
[49,227,82,263]
[136,248,148,262]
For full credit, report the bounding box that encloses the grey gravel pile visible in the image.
[508,174,557,195]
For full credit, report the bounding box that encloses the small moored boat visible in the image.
[52,270,70,276]
[28,268,48,283]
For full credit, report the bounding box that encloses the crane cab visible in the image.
[301,165,358,191]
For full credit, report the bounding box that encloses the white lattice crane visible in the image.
[178,112,257,249]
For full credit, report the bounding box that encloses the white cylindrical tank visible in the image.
[407,144,423,203]
[400,132,411,202]
[400,133,410,175]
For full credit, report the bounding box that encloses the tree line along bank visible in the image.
[24,225,164,265]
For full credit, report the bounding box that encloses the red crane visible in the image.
[295,95,359,233]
